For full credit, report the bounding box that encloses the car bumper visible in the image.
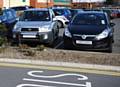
[13,32,53,44]
[63,36,111,50]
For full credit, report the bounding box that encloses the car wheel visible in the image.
[48,33,54,47]
[106,41,112,53]
[63,41,71,49]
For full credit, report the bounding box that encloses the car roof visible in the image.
[78,11,105,15]
[25,8,50,11]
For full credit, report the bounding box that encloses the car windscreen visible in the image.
[20,10,50,21]
[72,13,107,25]
[53,9,64,16]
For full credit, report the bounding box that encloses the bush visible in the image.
[0,24,7,33]
[19,44,29,49]
[37,45,45,51]
[0,36,6,46]
[24,50,36,56]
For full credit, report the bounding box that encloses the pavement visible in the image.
[0,58,120,74]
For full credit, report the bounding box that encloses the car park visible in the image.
[63,11,115,52]
[12,8,59,45]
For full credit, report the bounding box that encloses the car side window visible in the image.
[6,10,14,20]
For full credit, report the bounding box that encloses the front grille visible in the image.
[21,28,39,32]
[73,34,96,41]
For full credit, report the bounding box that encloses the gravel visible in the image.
[0,47,120,66]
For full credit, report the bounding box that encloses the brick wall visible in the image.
[0,0,3,8]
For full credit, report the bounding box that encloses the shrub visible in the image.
[19,44,29,49]
[24,50,36,56]
[0,36,7,46]
[37,45,45,51]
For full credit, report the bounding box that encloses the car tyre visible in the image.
[58,21,63,28]
[106,41,112,53]
[48,32,54,47]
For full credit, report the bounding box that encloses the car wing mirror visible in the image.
[65,21,69,25]
[110,23,115,27]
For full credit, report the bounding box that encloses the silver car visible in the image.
[12,8,59,45]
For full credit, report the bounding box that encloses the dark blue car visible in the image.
[63,11,115,53]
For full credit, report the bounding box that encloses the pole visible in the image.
[9,0,10,8]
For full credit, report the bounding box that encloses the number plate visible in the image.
[23,35,36,38]
[76,40,92,45]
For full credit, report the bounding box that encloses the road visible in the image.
[0,62,119,87]
[52,18,120,53]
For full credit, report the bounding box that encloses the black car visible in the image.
[63,12,115,52]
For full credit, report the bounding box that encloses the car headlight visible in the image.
[39,26,52,32]
[64,28,72,38]
[13,25,21,32]
[95,29,109,40]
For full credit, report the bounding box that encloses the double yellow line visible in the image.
[0,62,120,76]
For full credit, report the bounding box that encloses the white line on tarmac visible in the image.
[54,41,63,49]
[28,70,88,80]
[23,78,92,87]
[16,84,55,87]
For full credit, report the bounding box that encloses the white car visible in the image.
[54,15,69,28]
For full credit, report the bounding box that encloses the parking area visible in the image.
[52,18,120,53]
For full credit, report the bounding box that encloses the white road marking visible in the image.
[23,78,92,87]
[54,41,63,49]
[28,70,88,80]
[16,84,55,87]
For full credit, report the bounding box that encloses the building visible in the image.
[30,0,54,8]
[71,0,106,8]
[0,0,30,9]
[113,0,120,5]
[0,0,3,8]
[29,0,71,8]
[54,0,71,7]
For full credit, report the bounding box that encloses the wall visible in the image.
[30,0,54,8]
[3,0,30,8]
[0,0,3,8]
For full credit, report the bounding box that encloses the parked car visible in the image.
[52,7,71,28]
[10,6,33,19]
[1,9,17,26]
[117,9,120,18]
[53,13,69,28]
[110,9,119,19]
[69,8,84,18]
[63,11,115,52]
[0,9,17,39]
[52,7,72,21]
[12,8,59,45]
